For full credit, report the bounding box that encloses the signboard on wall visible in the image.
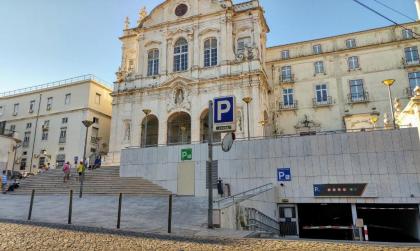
[277,168,291,181]
[313,183,367,197]
[181,148,192,161]
[213,96,236,132]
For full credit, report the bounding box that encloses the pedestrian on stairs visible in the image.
[2,170,8,194]
[63,162,71,183]
[76,161,85,181]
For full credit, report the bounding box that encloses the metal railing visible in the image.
[403,58,420,68]
[245,207,280,236]
[59,137,66,144]
[313,96,333,107]
[279,101,298,110]
[0,75,111,98]
[213,183,273,209]
[348,91,369,103]
[279,74,295,84]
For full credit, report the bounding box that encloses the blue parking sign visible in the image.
[213,96,236,132]
[277,168,291,181]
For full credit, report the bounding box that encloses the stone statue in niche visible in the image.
[175,88,184,104]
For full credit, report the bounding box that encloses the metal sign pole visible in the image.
[208,100,214,229]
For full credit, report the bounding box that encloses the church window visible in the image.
[147,49,159,76]
[174,38,188,72]
[204,38,217,67]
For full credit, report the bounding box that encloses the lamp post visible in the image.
[242,97,253,140]
[142,109,151,148]
[80,120,93,198]
[382,79,396,129]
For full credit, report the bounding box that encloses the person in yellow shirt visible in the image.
[76,161,85,181]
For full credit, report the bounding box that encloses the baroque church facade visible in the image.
[107,0,420,164]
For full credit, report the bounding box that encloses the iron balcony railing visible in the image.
[348,91,369,103]
[313,96,333,107]
[279,74,295,84]
[58,137,66,144]
[245,208,280,236]
[279,101,298,110]
[403,58,420,68]
[22,141,30,148]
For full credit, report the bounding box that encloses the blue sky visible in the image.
[0,0,417,91]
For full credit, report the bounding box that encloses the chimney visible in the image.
[415,0,420,20]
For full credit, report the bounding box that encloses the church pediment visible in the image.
[158,75,196,89]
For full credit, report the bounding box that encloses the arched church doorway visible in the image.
[199,109,221,143]
[167,112,191,145]
[141,114,159,147]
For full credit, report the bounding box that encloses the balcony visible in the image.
[348,92,369,104]
[59,137,66,144]
[279,101,298,111]
[279,74,295,84]
[403,58,420,68]
[313,96,333,107]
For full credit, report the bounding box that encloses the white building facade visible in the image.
[0,75,112,172]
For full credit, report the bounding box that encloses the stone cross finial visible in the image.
[414,86,420,97]
[124,16,130,30]
[138,6,147,25]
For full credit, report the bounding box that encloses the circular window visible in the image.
[175,4,188,17]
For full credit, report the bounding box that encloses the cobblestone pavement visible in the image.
[0,221,419,251]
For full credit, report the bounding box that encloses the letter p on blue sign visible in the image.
[213,96,236,133]
[277,168,291,182]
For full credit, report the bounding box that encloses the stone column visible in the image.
[166,38,173,74]
[137,34,145,76]
[158,117,168,146]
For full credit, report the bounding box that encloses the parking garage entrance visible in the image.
[357,204,420,242]
[298,204,354,240]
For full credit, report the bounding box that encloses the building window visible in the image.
[313,44,322,54]
[93,117,99,124]
[47,97,53,110]
[39,157,46,168]
[402,29,413,39]
[23,151,27,156]
[204,38,217,67]
[314,61,325,74]
[65,94,71,105]
[349,79,366,102]
[237,37,251,54]
[10,125,15,132]
[281,50,290,60]
[95,93,101,104]
[59,147,65,151]
[20,158,27,170]
[346,38,356,49]
[13,103,19,115]
[23,132,31,147]
[348,56,360,70]
[90,148,97,153]
[29,100,35,113]
[62,117,68,124]
[281,66,293,82]
[0,106,3,116]
[174,38,188,72]
[147,49,159,76]
[91,127,99,143]
[408,71,420,93]
[59,128,67,143]
[316,84,328,103]
[26,123,32,129]
[405,46,419,63]
[42,120,49,130]
[283,88,294,106]
[41,131,48,141]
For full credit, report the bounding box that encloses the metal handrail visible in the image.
[213,183,273,209]
[246,207,280,235]
[0,74,111,97]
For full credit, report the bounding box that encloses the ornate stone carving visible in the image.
[394,98,402,113]
[294,115,321,132]
[414,86,420,97]
[138,6,148,25]
[166,84,191,112]
[124,16,130,30]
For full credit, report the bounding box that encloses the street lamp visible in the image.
[242,97,253,140]
[80,120,93,198]
[142,109,151,147]
[382,79,396,129]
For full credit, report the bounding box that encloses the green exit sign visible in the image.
[181,148,192,161]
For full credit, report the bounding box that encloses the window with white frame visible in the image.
[237,37,251,54]
[349,79,366,101]
[26,123,32,129]
[23,132,31,147]
[314,61,325,74]
[62,117,68,124]
[348,56,359,70]
[174,38,188,72]
[281,66,292,81]
[13,103,19,115]
[42,131,48,141]
[95,93,101,104]
[409,71,420,91]
[59,127,67,143]
[283,88,294,106]
[315,84,328,103]
[281,50,290,60]
[346,38,356,49]
[46,97,53,110]
[147,49,159,76]
[313,44,322,54]
[405,46,419,63]
[93,117,99,124]
[65,94,71,105]
[402,29,414,39]
[29,100,35,113]
[204,38,217,67]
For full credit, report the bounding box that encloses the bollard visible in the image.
[27,189,35,221]
[68,190,73,224]
[363,225,369,241]
[117,193,122,229]
[79,173,84,198]
[168,194,173,233]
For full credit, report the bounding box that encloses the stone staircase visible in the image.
[12,166,171,196]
